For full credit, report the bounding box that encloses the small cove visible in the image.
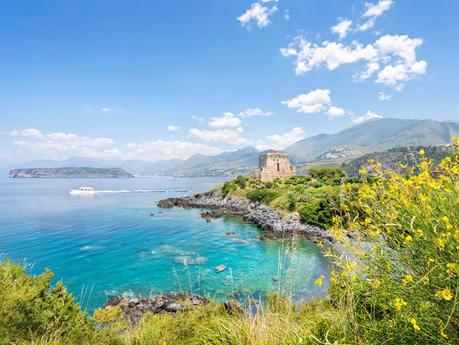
[0,177,330,312]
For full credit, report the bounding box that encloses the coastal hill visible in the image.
[9,167,133,178]
[285,118,459,163]
[164,146,260,177]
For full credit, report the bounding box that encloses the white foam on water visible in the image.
[93,188,190,194]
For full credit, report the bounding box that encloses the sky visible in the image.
[1,0,459,164]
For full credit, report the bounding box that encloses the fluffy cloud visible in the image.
[327,106,346,117]
[237,1,278,29]
[3,128,223,163]
[331,19,353,40]
[360,0,394,31]
[281,34,427,89]
[282,89,332,114]
[189,127,249,145]
[167,125,180,132]
[378,92,392,101]
[124,140,220,161]
[352,111,383,124]
[264,127,305,150]
[208,112,242,128]
[238,108,273,117]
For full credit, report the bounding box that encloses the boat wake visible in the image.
[93,188,190,194]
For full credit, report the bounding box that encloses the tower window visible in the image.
[277,163,280,171]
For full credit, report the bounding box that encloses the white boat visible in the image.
[69,186,96,195]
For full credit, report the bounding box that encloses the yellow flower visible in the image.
[404,235,413,245]
[402,274,413,285]
[358,166,367,175]
[437,237,446,250]
[409,318,420,332]
[446,263,456,274]
[314,275,325,287]
[419,149,425,155]
[421,276,430,285]
[440,329,448,339]
[436,288,453,301]
[394,298,407,311]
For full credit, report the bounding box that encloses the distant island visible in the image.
[8,167,133,178]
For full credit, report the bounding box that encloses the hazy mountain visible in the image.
[285,118,459,163]
[9,167,133,178]
[165,147,260,177]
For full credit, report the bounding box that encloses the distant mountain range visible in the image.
[6,118,459,177]
[285,118,459,163]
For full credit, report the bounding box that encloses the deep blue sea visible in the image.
[0,177,329,312]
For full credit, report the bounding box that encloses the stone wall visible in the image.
[253,152,296,181]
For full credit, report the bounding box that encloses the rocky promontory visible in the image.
[158,190,346,255]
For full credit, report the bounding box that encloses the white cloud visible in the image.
[238,108,273,117]
[378,92,392,101]
[189,127,249,145]
[352,111,383,124]
[331,19,353,40]
[3,128,223,163]
[101,107,114,113]
[281,34,427,89]
[284,9,290,20]
[282,89,332,114]
[208,112,242,128]
[167,125,180,132]
[237,1,278,29]
[327,106,346,117]
[124,140,220,161]
[264,127,305,150]
[360,0,394,31]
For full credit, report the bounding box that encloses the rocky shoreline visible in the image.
[158,190,348,256]
[105,293,209,325]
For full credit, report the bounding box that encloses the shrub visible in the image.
[0,261,96,344]
[222,181,237,197]
[308,167,345,185]
[234,175,248,189]
[246,189,279,204]
[329,147,459,344]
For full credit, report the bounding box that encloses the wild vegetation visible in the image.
[222,167,349,228]
[1,146,458,344]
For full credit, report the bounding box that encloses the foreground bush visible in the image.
[329,148,459,344]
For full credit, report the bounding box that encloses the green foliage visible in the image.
[246,189,279,204]
[234,175,248,189]
[0,260,96,344]
[299,199,333,228]
[308,167,345,185]
[222,181,237,197]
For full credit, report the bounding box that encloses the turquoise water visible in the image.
[0,177,329,312]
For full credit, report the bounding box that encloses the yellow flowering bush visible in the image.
[329,145,459,344]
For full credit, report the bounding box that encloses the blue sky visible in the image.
[1,0,458,164]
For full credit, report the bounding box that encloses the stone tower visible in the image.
[253,152,296,181]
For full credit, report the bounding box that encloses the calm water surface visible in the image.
[0,177,329,312]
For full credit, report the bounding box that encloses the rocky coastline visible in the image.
[105,293,209,325]
[158,190,348,257]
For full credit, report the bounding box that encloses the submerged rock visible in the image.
[215,264,227,273]
[174,256,207,265]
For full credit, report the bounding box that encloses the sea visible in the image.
[0,177,330,312]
